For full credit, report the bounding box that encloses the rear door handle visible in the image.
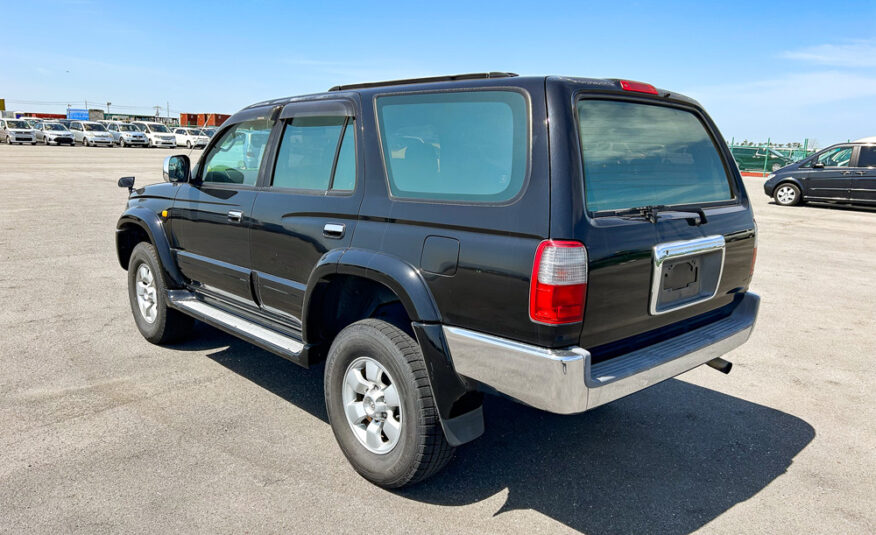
[323,223,345,239]
[227,210,243,223]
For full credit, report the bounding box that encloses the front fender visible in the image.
[116,207,185,287]
[767,175,803,196]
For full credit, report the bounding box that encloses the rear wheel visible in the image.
[774,183,801,206]
[186,140,192,149]
[325,319,454,488]
[127,242,193,344]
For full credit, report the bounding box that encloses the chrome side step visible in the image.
[168,291,307,365]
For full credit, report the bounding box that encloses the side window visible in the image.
[331,120,356,191]
[817,146,853,168]
[271,116,355,191]
[376,91,528,202]
[857,146,876,168]
[201,119,274,186]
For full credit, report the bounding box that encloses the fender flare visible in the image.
[116,207,185,287]
[303,248,483,446]
[302,248,441,337]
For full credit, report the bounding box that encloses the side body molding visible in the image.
[116,207,185,287]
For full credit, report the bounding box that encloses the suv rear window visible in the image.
[576,100,733,213]
[376,91,528,203]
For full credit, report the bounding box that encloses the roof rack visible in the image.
[328,72,518,92]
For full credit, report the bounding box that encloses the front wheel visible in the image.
[774,183,802,206]
[127,242,193,344]
[186,141,192,149]
[325,319,454,488]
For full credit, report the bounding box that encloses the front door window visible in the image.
[200,119,274,185]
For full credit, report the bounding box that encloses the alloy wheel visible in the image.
[342,356,403,454]
[135,263,158,323]
[776,185,797,205]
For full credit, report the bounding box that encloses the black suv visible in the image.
[116,73,759,488]
[763,141,876,206]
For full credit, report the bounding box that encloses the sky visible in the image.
[1,0,874,147]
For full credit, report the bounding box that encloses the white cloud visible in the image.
[782,40,876,68]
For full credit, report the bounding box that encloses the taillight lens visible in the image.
[619,80,659,95]
[529,240,588,324]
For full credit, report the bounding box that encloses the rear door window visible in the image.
[857,146,876,167]
[576,99,734,213]
[376,90,528,203]
[271,116,356,192]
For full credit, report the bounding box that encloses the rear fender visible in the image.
[303,249,483,446]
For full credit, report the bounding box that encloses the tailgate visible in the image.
[570,95,756,353]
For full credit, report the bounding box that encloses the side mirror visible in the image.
[812,162,825,169]
[118,176,135,192]
[163,155,191,183]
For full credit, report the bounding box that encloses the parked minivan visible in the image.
[0,119,36,144]
[131,122,177,148]
[764,142,876,206]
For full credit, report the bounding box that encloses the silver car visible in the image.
[36,122,75,145]
[107,122,149,147]
[69,121,115,147]
[1,119,36,145]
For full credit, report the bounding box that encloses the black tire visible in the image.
[127,242,193,344]
[120,138,126,147]
[774,182,802,206]
[186,141,192,149]
[325,319,454,488]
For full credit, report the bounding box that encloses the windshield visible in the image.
[84,123,108,132]
[149,124,170,133]
[8,120,30,129]
[119,124,138,132]
[45,123,68,131]
[576,100,734,213]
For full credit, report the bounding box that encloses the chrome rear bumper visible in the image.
[443,292,759,414]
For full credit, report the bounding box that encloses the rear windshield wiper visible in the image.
[600,205,708,225]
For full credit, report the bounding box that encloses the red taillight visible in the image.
[529,240,588,324]
[620,80,659,95]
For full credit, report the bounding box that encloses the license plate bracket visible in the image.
[650,236,725,315]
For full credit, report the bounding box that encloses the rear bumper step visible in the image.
[167,290,308,366]
[443,292,759,414]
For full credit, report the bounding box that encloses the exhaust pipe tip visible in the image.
[706,357,732,374]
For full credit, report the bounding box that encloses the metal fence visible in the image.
[727,138,816,174]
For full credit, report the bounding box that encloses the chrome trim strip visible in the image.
[171,296,304,354]
[650,235,725,316]
[443,292,759,415]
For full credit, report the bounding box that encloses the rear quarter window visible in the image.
[376,90,529,203]
[576,99,734,213]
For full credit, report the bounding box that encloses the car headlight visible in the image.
[766,173,776,180]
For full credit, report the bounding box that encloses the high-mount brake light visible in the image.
[529,240,589,324]
[620,80,659,95]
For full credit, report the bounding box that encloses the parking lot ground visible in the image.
[1,145,874,534]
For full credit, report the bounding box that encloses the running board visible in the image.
[167,291,309,367]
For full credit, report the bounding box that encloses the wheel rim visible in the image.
[342,356,403,455]
[135,263,158,323]
[776,185,796,204]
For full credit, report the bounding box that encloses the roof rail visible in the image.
[328,72,518,92]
